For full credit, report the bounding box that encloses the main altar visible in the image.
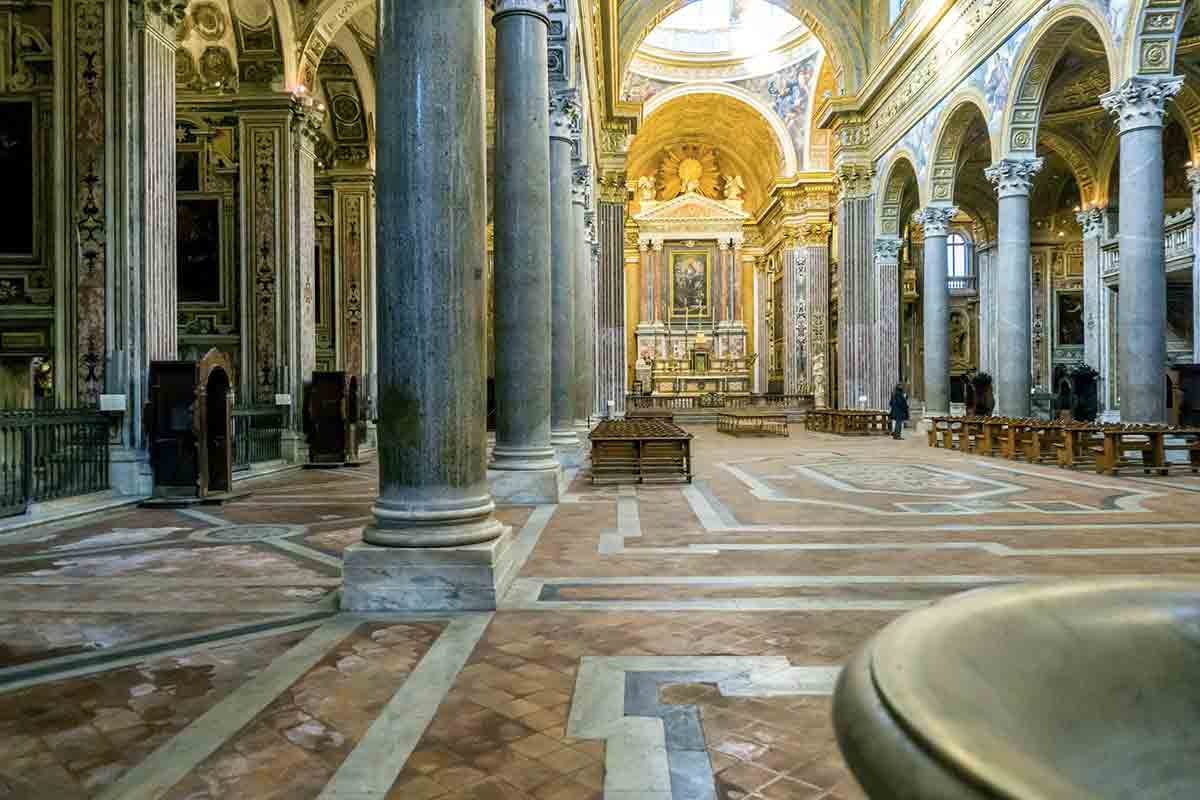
[630,184,756,398]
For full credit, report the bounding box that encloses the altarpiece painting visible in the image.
[670,250,710,317]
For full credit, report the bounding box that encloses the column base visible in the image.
[281,431,309,465]
[488,465,561,504]
[341,528,515,611]
[551,428,580,447]
[554,439,586,468]
[109,447,153,497]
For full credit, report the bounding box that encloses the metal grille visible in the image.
[232,407,286,471]
[0,409,111,517]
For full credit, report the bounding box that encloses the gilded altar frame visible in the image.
[668,248,711,319]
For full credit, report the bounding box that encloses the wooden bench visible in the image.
[626,407,675,423]
[718,410,789,437]
[589,420,693,485]
[925,416,961,449]
[1055,425,1105,469]
[1092,427,1200,476]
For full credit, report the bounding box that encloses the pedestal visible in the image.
[488,465,561,504]
[342,530,515,611]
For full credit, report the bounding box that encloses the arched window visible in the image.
[947,232,969,278]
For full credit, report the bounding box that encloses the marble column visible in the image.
[573,168,592,427]
[489,0,561,500]
[976,243,997,378]
[107,1,187,493]
[549,91,578,451]
[874,238,903,406]
[985,158,1042,417]
[596,191,627,417]
[639,240,654,323]
[1078,208,1105,372]
[836,168,878,408]
[915,206,956,417]
[343,0,510,612]
[1101,76,1184,422]
[1189,168,1200,363]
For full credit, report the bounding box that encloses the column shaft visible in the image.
[597,199,627,415]
[549,95,576,444]
[572,179,591,425]
[996,194,1033,416]
[1102,76,1183,422]
[917,207,955,416]
[367,0,501,546]
[490,2,557,470]
[875,239,903,410]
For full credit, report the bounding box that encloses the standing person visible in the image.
[889,383,910,440]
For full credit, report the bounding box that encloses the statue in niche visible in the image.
[950,313,969,360]
[636,175,657,202]
[723,174,745,202]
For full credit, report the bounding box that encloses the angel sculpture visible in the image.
[636,175,657,202]
[723,174,746,201]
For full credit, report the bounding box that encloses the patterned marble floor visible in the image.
[2,428,1198,799]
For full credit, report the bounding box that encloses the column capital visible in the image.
[834,162,875,199]
[1100,76,1184,133]
[1075,207,1105,239]
[492,0,551,24]
[985,157,1043,198]
[598,170,628,203]
[572,164,590,206]
[913,205,957,237]
[1188,166,1200,195]
[874,237,903,264]
[549,88,580,143]
[291,102,326,158]
[798,222,832,246]
[130,0,189,31]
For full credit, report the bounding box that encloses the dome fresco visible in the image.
[643,0,805,56]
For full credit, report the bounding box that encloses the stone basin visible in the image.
[832,579,1200,799]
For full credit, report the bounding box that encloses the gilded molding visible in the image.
[984,157,1043,199]
[598,170,628,204]
[798,223,832,246]
[912,206,957,237]
[834,163,874,199]
[549,88,580,143]
[1100,76,1185,133]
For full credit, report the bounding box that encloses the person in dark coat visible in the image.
[889,384,910,440]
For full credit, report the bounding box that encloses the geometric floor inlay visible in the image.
[190,523,307,543]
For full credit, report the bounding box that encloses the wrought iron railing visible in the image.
[0,409,110,517]
[232,406,285,471]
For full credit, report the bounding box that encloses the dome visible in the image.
[642,0,806,59]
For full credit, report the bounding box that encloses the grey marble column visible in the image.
[1101,76,1183,422]
[573,168,592,427]
[489,0,559,474]
[915,206,956,416]
[985,158,1042,418]
[362,0,501,550]
[549,90,578,448]
[1188,168,1200,363]
[874,238,903,406]
[1077,208,1105,373]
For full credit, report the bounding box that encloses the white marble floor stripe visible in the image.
[316,614,494,800]
[265,537,344,569]
[94,616,362,800]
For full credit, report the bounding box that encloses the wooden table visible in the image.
[718,410,789,437]
[589,420,693,484]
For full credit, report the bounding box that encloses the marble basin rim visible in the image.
[835,577,1200,800]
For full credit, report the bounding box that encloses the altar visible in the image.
[630,187,756,397]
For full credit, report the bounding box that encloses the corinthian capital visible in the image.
[549,89,580,142]
[492,0,551,24]
[131,0,188,30]
[1188,167,1200,196]
[572,165,590,205]
[912,205,957,237]
[1075,208,1105,239]
[1100,76,1184,133]
[984,157,1043,198]
[874,237,903,264]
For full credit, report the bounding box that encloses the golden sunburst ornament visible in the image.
[658,145,721,200]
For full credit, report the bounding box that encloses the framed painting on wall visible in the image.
[0,98,37,260]
[669,249,710,318]
[1055,290,1084,347]
[177,196,223,304]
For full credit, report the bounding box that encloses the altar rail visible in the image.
[0,409,111,518]
[625,393,812,411]
[232,406,286,471]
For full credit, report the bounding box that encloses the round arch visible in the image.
[1001,3,1120,160]
[925,88,998,206]
[875,149,923,237]
[1122,0,1190,82]
[1036,127,1101,204]
[618,0,868,96]
[643,82,799,176]
[297,0,373,90]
